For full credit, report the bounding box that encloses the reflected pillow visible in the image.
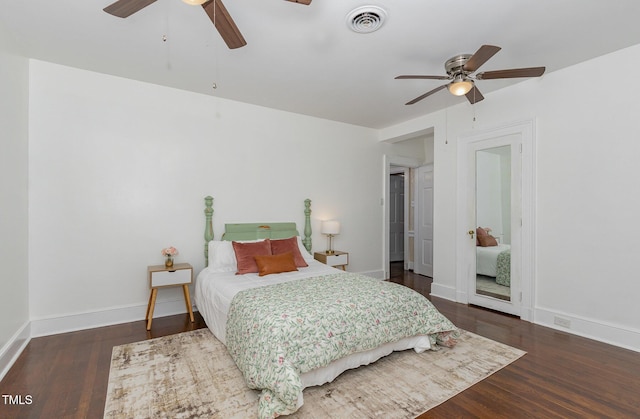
[478,234,498,247]
[476,227,489,246]
[270,236,309,267]
[254,252,299,276]
[232,239,272,274]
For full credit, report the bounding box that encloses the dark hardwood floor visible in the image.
[1,264,638,418]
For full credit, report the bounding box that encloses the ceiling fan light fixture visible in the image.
[448,76,473,96]
[182,0,207,5]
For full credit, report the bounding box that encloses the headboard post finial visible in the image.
[204,196,214,266]
[303,199,312,253]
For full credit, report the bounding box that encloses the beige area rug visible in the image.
[104,329,525,418]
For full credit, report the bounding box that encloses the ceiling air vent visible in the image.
[347,6,387,33]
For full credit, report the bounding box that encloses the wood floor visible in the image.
[1,264,638,418]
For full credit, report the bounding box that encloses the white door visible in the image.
[389,173,405,262]
[466,136,522,316]
[415,165,433,277]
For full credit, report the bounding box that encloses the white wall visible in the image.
[0,46,30,378]
[381,44,640,351]
[28,60,399,335]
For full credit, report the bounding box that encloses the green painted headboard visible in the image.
[203,197,312,266]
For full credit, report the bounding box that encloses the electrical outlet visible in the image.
[554,316,571,328]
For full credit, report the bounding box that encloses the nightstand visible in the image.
[145,263,194,330]
[314,251,349,270]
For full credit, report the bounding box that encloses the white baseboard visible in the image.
[430,282,457,301]
[534,306,640,353]
[30,299,197,338]
[359,269,385,280]
[0,321,31,382]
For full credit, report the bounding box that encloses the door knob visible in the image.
[468,230,475,239]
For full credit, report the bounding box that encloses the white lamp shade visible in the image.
[321,220,340,235]
[182,0,207,5]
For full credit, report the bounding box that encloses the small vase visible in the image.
[165,256,174,268]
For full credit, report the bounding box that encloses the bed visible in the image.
[195,197,459,418]
[476,244,511,286]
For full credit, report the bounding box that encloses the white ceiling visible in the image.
[2,0,640,129]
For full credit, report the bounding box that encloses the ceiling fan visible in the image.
[103,0,311,49]
[395,45,545,105]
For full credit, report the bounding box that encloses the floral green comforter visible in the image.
[496,249,511,286]
[225,272,459,418]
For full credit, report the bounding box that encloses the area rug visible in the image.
[104,329,525,418]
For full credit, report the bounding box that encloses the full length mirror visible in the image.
[475,145,511,301]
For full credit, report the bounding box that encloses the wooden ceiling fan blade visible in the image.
[476,66,546,80]
[285,0,312,4]
[395,75,450,80]
[465,85,485,104]
[202,0,247,49]
[405,84,448,105]
[103,0,157,18]
[463,45,501,72]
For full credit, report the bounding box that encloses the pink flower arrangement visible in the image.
[161,246,179,257]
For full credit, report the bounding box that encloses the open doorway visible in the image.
[389,170,407,265]
[383,132,434,279]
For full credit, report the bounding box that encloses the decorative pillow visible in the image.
[208,241,237,273]
[296,236,314,262]
[253,252,299,277]
[478,234,498,247]
[476,227,489,246]
[270,236,309,267]
[232,239,272,274]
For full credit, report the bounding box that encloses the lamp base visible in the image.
[325,234,335,255]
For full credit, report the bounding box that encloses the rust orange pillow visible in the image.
[232,240,272,274]
[270,236,309,267]
[253,252,298,276]
[478,234,498,247]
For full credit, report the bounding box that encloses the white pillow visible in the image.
[296,236,314,262]
[207,241,237,273]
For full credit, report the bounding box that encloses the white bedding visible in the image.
[476,243,510,277]
[194,258,433,392]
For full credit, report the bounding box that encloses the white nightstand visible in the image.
[314,251,349,270]
[145,263,194,330]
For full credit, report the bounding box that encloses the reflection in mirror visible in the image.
[475,146,511,301]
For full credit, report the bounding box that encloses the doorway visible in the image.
[456,120,535,320]
[389,171,406,264]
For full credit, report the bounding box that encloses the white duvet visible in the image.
[476,243,510,277]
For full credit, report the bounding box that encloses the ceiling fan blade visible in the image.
[202,0,247,49]
[285,0,312,4]
[103,0,157,18]
[405,84,448,105]
[463,45,501,73]
[465,85,485,104]
[395,75,450,80]
[476,66,546,80]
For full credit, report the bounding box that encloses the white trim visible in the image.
[382,155,421,279]
[456,119,536,321]
[430,283,457,301]
[30,299,197,338]
[535,306,640,353]
[0,321,31,382]
[359,269,386,280]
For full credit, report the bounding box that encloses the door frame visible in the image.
[383,155,421,279]
[389,167,409,266]
[455,119,536,321]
